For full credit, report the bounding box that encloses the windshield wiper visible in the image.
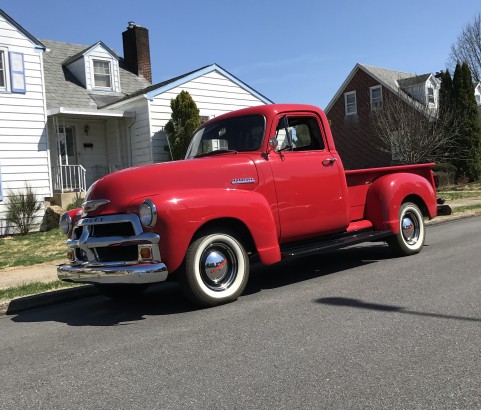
[194,149,238,158]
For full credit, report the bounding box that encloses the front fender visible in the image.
[365,173,437,233]
[149,189,281,273]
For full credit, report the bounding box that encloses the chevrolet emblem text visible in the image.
[231,178,255,185]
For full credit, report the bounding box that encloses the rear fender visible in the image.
[150,189,281,273]
[365,173,437,233]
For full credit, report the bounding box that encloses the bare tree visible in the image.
[449,13,481,82]
[371,91,466,165]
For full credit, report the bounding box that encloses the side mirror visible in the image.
[269,138,278,151]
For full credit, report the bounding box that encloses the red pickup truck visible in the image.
[58,104,450,306]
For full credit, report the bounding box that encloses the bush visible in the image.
[433,163,457,173]
[66,194,84,210]
[5,183,42,235]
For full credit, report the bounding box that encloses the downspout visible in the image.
[127,113,136,167]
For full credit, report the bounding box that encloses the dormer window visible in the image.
[427,87,435,105]
[93,60,112,89]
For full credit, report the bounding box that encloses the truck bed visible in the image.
[345,163,436,222]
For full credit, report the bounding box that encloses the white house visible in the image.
[42,23,272,207]
[0,8,273,235]
[0,9,50,235]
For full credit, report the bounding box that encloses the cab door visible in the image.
[268,113,349,242]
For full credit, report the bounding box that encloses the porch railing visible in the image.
[52,165,87,193]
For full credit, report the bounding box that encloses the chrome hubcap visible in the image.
[200,243,237,291]
[401,212,419,245]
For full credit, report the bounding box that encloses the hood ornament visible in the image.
[83,199,110,214]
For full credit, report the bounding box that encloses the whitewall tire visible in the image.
[180,231,249,307]
[387,202,425,256]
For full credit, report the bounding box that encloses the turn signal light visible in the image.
[67,250,74,261]
[139,246,153,261]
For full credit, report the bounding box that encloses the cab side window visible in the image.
[276,116,325,151]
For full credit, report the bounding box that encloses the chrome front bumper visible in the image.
[58,262,168,284]
[57,213,169,285]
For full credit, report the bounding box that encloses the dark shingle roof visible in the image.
[42,39,151,110]
[398,73,432,88]
[101,64,211,107]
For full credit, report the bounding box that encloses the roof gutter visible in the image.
[47,107,135,118]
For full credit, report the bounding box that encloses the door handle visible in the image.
[322,158,337,167]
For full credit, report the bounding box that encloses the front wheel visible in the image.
[387,202,425,256]
[180,231,249,307]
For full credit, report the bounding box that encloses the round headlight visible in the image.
[59,213,72,235]
[139,199,157,228]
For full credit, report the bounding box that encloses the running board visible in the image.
[280,230,392,258]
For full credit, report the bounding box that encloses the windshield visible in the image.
[185,115,265,159]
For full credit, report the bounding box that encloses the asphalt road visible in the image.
[1,217,480,410]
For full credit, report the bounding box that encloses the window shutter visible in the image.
[9,52,26,93]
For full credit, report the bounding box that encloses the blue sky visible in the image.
[2,0,480,108]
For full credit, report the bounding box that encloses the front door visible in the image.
[268,113,349,242]
[58,126,77,166]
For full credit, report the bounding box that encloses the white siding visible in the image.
[0,14,51,235]
[149,70,266,162]
[107,99,152,166]
[66,58,86,87]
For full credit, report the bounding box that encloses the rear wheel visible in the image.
[387,202,425,256]
[180,231,249,307]
[95,284,149,299]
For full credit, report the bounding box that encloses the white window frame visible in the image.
[370,85,383,110]
[0,48,10,92]
[344,91,357,116]
[92,59,112,90]
[427,87,435,105]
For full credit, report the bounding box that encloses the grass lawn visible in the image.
[0,280,78,301]
[438,181,481,200]
[0,228,67,269]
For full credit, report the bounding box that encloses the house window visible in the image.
[476,94,481,105]
[427,87,435,105]
[370,86,382,109]
[344,91,357,116]
[93,60,112,89]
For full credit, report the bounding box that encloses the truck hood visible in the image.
[84,155,259,215]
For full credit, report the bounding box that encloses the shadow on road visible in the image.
[10,243,393,327]
[316,296,481,323]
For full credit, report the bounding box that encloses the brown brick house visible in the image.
[324,64,461,170]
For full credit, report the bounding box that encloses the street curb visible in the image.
[0,285,99,316]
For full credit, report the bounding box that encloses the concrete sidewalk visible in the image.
[0,260,61,290]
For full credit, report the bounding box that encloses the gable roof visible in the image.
[0,9,45,50]
[325,63,434,113]
[42,39,151,111]
[103,63,273,108]
[62,41,119,66]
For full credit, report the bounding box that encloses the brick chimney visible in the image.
[122,22,152,83]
